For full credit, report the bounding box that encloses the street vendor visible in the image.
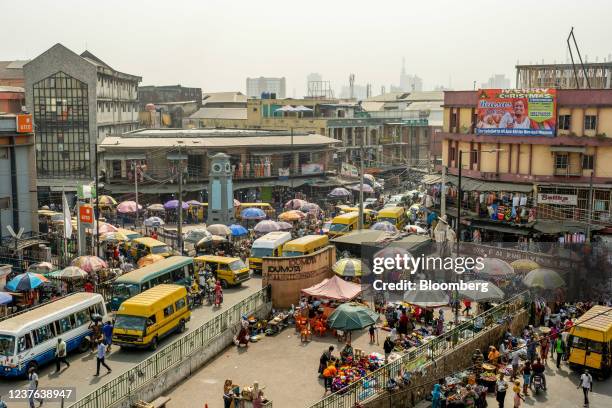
[340,341,354,364]
[472,348,484,380]
[487,346,500,364]
[318,345,335,376]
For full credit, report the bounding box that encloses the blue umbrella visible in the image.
[144,216,165,227]
[5,272,49,292]
[0,292,13,305]
[241,207,266,220]
[229,224,248,237]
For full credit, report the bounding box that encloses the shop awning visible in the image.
[301,276,362,301]
[423,173,533,193]
[533,220,604,234]
[468,221,531,236]
[103,153,146,160]
[550,146,587,153]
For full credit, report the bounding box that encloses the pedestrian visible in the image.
[510,349,521,380]
[495,373,508,408]
[94,340,112,376]
[27,366,43,408]
[223,379,235,408]
[383,336,394,363]
[54,337,70,373]
[0,394,7,408]
[368,325,376,344]
[513,380,525,408]
[431,383,442,408]
[322,363,337,395]
[578,369,593,406]
[102,320,114,352]
[554,336,565,368]
[318,346,334,375]
[520,360,531,396]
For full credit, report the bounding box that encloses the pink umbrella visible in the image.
[117,201,142,213]
[71,256,108,273]
[97,223,118,234]
[285,199,307,210]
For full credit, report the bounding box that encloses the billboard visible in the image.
[476,89,556,136]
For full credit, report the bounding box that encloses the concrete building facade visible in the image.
[24,43,141,195]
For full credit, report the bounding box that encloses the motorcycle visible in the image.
[532,374,545,394]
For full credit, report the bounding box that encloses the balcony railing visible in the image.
[554,165,583,177]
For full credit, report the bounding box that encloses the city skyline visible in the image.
[2,0,611,97]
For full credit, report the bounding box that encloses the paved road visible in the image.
[0,277,263,407]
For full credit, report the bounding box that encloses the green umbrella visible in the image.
[327,303,379,331]
[522,268,565,290]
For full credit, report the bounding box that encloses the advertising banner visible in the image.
[301,163,324,175]
[476,89,556,136]
[340,162,359,179]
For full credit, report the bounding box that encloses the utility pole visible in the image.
[586,171,594,242]
[456,151,463,255]
[440,165,447,217]
[133,160,139,228]
[94,143,100,256]
[358,146,365,230]
[290,128,294,189]
[177,146,184,255]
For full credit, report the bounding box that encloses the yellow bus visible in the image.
[194,255,251,287]
[248,231,293,275]
[116,228,142,241]
[283,235,329,257]
[113,284,190,350]
[327,212,359,238]
[236,203,275,220]
[569,305,612,376]
[342,207,376,227]
[129,237,175,261]
[376,207,408,229]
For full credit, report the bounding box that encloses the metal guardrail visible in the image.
[69,286,271,408]
[308,290,530,408]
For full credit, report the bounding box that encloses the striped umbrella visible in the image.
[511,259,540,274]
[522,268,565,290]
[71,256,107,273]
[370,221,398,233]
[6,273,48,292]
[254,220,280,233]
[403,288,449,307]
[94,195,117,206]
[49,266,88,281]
[332,258,369,277]
[458,280,505,302]
[477,258,513,278]
[278,210,305,222]
[349,183,374,194]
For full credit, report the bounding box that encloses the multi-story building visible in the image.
[246,77,286,99]
[434,89,612,240]
[0,112,37,241]
[516,61,612,89]
[399,58,423,92]
[0,60,28,87]
[24,43,141,197]
[481,74,511,89]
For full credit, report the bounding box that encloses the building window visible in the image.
[470,150,478,165]
[555,154,568,169]
[0,147,8,160]
[582,154,594,170]
[584,115,597,131]
[449,145,456,164]
[187,154,203,177]
[559,115,571,130]
[450,111,457,129]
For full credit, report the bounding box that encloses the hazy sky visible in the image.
[2,0,611,97]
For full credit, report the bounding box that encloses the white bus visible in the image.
[248,231,292,275]
[0,292,108,377]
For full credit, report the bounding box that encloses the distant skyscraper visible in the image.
[307,72,322,89]
[481,74,511,89]
[246,77,286,98]
[399,57,423,92]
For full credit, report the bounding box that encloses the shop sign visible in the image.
[278,168,290,180]
[301,163,324,175]
[475,88,556,136]
[77,184,96,199]
[537,193,577,206]
[79,204,94,225]
[16,114,33,133]
[340,162,359,179]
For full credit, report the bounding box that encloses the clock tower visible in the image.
[207,152,235,225]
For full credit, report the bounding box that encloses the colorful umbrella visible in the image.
[278,210,305,222]
[403,288,449,307]
[49,266,88,281]
[327,303,379,331]
[0,292,13,305]
[97,223,118,234]
[458,280,505,302]
[207,224,231,236]
[137,254,165,268]
[71,256,107,273]
[285,199,307,210]
[363,174,376,186]
[254,220,280,233]
[147,203,166,212]
[27,262,56,274]
[186,200,203,206]
[6,273,48,292]
[300,202,321,214]
[144,216,165,227]
[100,231,128,242]
[117,201,142,213]
[164,200,189,210]
[511,259,540,274]
[230,224,248,236]
[94,195,117,206]
[332,258,369,277]
[240,207,266,220]
[277,221,293,231]
[328,187,351,198]
[477,258,514,278]
[370,221,398,233]
[349,183,374,194]
[522,268,565,290]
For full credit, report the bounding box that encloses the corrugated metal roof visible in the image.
[422,173,533,192]
[202,92,247,104]
[188,107,247,120]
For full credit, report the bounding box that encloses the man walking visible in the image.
[94,340,112,376]
[578,369,593,406]
[102,321,114,352]
[54,338,70,373]
[554,336,565,369]
[27,366,43,407]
